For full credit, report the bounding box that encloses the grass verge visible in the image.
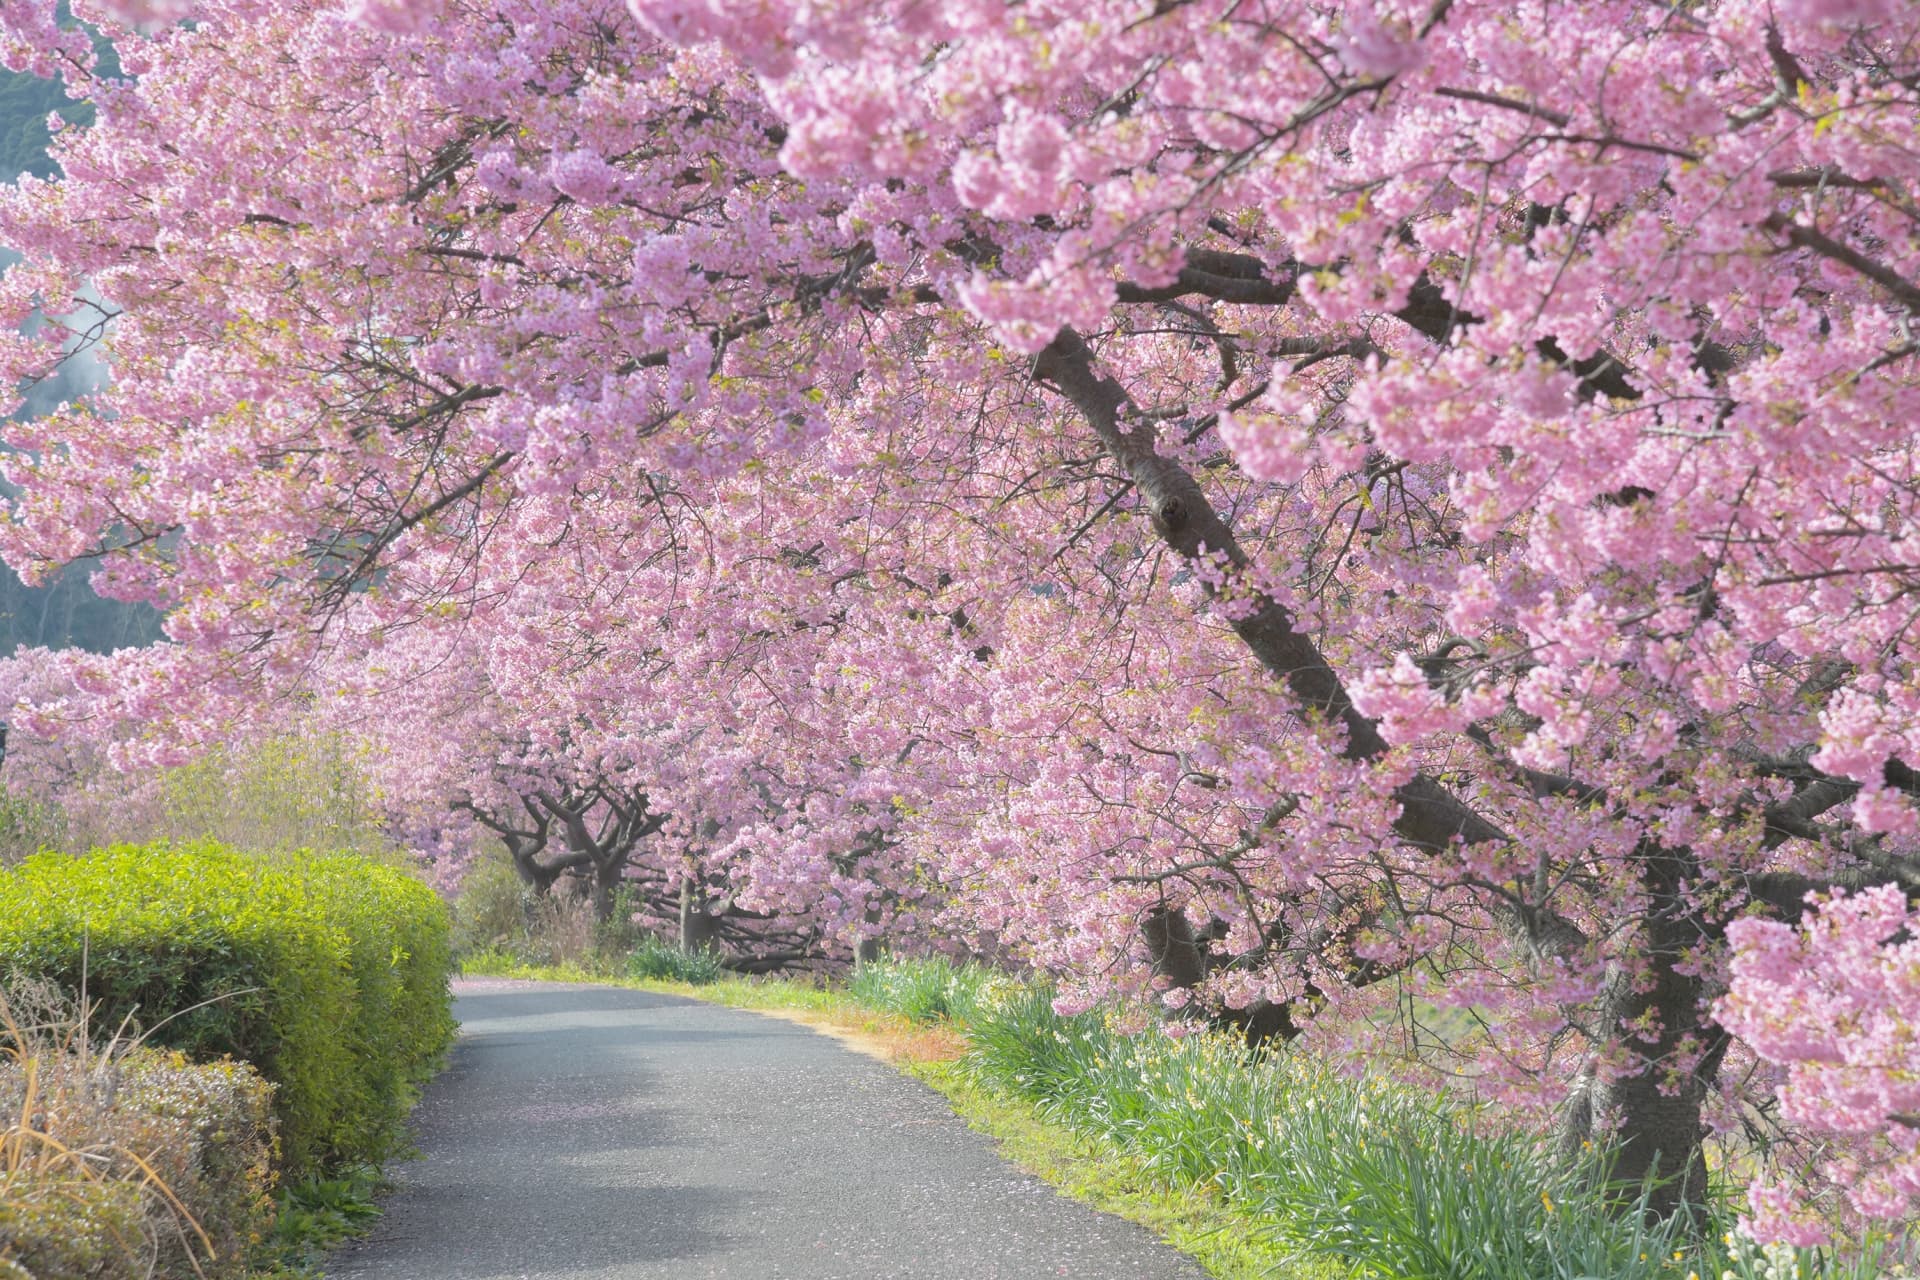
[903,1057,1319,1279]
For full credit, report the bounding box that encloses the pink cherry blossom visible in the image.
[0,0,1916,1244]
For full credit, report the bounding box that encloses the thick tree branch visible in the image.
[1031,324,1588,958]
[1762,212,1920,314]
[1115,251,1297,305]
[1747,858,1920,918]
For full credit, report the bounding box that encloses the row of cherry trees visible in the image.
[1,0,1917,1245]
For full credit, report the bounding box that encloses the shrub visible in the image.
[0,842,454,1175]
[287,852,455,1162]
[450,851,530,959]
[453,853,653,973]
[131,734,401,863]
[595,882,651,958]
[0,785,63,871]
[847,956,990,1025]
[627,936,723,985]
[0,1178,150,1280]
[1,980,277,1280]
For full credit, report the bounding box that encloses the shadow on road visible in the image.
[327,980,1210,1280]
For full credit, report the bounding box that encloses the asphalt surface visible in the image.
[324,979,1211,1280]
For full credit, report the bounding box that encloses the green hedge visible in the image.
[0,842,454,1174]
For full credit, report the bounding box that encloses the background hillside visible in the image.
[1,36,163,656]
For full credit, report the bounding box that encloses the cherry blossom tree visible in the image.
[3,0,1919,1238]
[1717,885,1920,1244]
[317,598,926,968]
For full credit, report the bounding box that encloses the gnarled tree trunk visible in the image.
[1558,858,1719,1220]
[591,857,626,926]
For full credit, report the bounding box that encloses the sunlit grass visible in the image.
[458,955,1913,1280]
[907,1057,1331,1280]
[875,962,1909,1280]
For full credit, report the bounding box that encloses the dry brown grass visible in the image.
[521,885,600,968]
[0,976,276,1280]
[736,1003,968,1067]
[1,976,193,1277]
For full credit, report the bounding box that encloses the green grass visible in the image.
[626,936,726,984]
[906,1057,1329,1280]
[458,950,845,1012]
[847,953,989,1023]
[247,1167,387,1278]
[453,954,1913,1280]
[901,965,1912,1280]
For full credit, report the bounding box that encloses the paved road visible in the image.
[325,979,1210,1280]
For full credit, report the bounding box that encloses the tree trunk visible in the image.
[1558,869,1712,1220]
[853,904,883,970]
[508,849,561,896]
[1141,905,1207,990]
[1141,907,1302,1046]
[1040,324,1714,1214]
[679,878,720,955]
[505,846,562,945]
[591,857,624,924]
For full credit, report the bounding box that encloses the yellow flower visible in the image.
[1541,1190,1556,1214]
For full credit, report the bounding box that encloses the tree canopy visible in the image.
[1,0,1917,1245]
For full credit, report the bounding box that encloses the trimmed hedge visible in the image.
[0,1178,148,1280]
[119,1050,279,1276]
[0,1048,277,1279]
[0,842,455,1174]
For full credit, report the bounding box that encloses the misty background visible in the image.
[1,39,165,656]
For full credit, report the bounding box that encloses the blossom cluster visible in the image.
[0,0,1916,1242]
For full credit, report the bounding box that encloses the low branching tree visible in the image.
[2,0,1918,1242]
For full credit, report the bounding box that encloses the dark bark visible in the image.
[1558,857,1712,1220]
[853,910,883,969]
[679,878,721,955]
[1142,908,1324,1047]
[533,787,669,923]
[1032,328,1508,854]
[1141,904,1207,990]
[457,795,588,894]
[1032,327,1575,917]
[722,948,817,975]
[1015,238,1911,1219]
[1033,321,1758,1204]
[591,855,626,926]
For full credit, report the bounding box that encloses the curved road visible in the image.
[326,979,1209,1280]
